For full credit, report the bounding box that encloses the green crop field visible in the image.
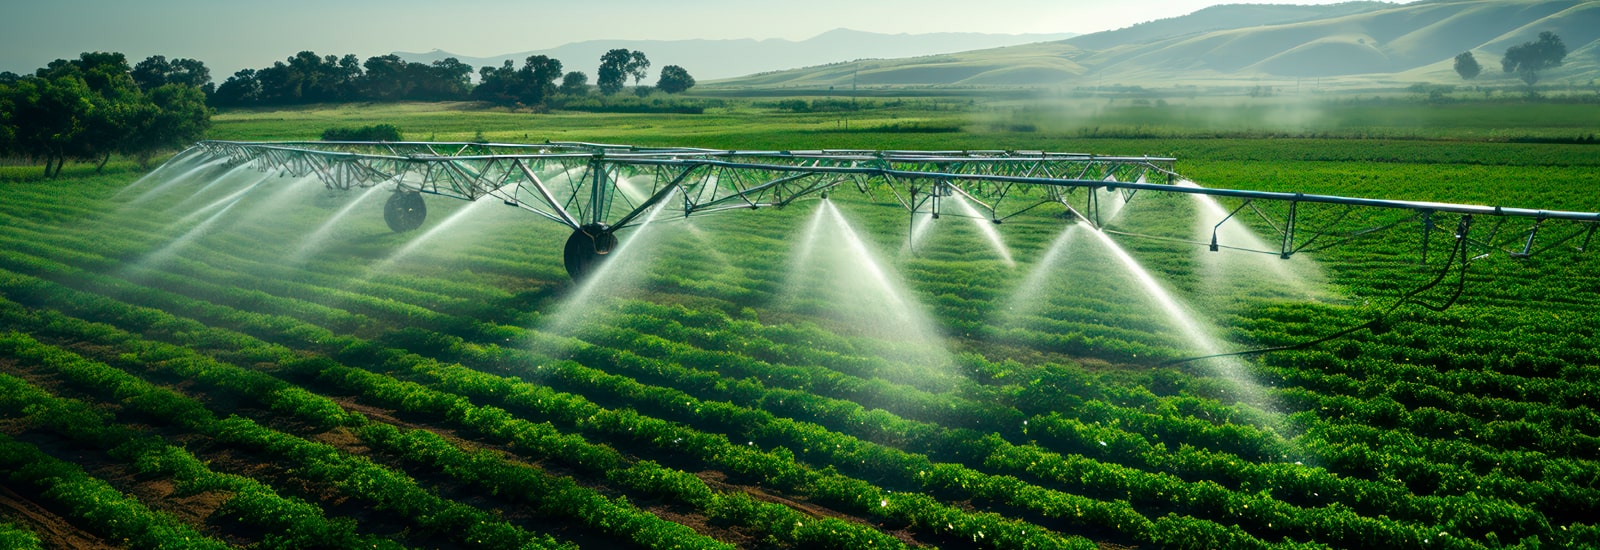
[1,100,1598,549]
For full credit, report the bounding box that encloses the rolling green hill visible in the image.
[707,0,1600,89]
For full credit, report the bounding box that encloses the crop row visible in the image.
[0,268,1090,548]
[0,373,234,550]
[0,287,805,549]
[0,193,1292,463]
[6,168,1593,550]
[0,352,394,549]
[25,181,1574,447]
[6,204,1593,546]
[0,522,42,550]
[541,322,1574,547]
[0,327,574,550]
[0,433,229,550]
[590,301,1600,522]
[3,207,1324,546]
[3,223,1350,546]
[25,203,1568,502]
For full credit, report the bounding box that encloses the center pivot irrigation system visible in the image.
[194,140,1600,280]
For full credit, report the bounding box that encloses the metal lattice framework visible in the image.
[193,140,1600,277]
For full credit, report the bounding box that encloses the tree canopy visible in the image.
[655,65,696,94]
[1502,31,1566,86]
[132,56,213,94]
[0,52,212,177]
[1453,52,1481,81]
[473,55,564,107]
[0,74,96,177]
[597,49,633,96]
[559,71,590,96]
[212,51,474,106]
[626,51,651,87]
[209,48,687,106]
[2,45,707,177]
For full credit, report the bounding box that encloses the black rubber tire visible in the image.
[563,223,617,281]
[384,191,427,232]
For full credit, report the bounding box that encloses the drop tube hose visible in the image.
[1161,215,1474,366]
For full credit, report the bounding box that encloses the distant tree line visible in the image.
[213,52,472,105]
[213,48,695,108]
[0,52,211,177]
[0,47,698,177]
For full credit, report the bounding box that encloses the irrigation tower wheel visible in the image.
[563,223,617,281]
[384,191,427,232]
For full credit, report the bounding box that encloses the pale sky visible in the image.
[2,0,1392,77]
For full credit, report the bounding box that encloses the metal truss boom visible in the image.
[193,140,1600,270]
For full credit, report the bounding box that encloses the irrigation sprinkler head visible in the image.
[992,218,1002,225]
[384,191,427,232]
[563,223,617,281]
[1209,232,1219,252]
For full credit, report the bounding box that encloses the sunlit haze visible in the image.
[2,0,1402,76]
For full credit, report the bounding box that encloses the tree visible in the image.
[559,71,589,96]
[0,75,95,177]
[38,52,134,96]
[241,51,364,104]
[212,69,262,106]
[1502,31,1566,86]
[361,54,408,100]
[424,58,473,100]
[120,83,211,166]
[360,55,471,101]
[472,56,562,107]
[515,55,563,106]
[332,54,363,99]
[1,51,212,177]
[472,60,517,104]
[625,51,651,87]
[655,65,695,94]
[597,49,632,96]
[131,55,172,90]
[31,52,144,171]
[1453,52,1481,81]
[168,58,213,93]
[82,75,147,170]
[132,55,213,94]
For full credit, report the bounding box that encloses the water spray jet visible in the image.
[951,193,1016,267]
[290,184,391,263]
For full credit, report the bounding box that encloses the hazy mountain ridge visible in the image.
[1064,1,1396,50]
[394,29,1077,82]
[1097,0,1598,78]
[709,0,1600,89]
